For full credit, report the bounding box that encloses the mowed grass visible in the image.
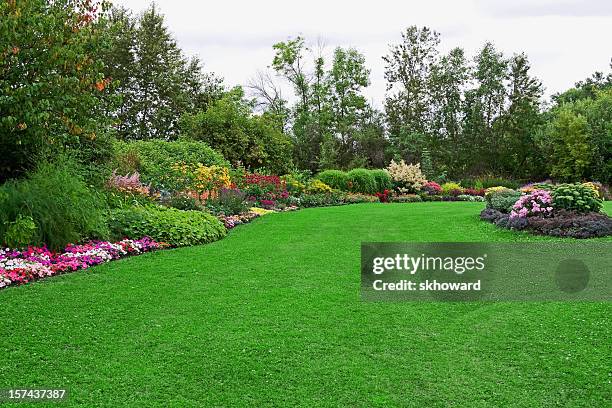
[1,202,611,407]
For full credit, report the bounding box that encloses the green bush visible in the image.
[460,177,520,190]
[107,205,226,247]
[485,190,522,213]
[298,192,345,208]
[370,169,393,193]
[347,168,377,194]
[113,140,229,190]
[389,194,423,203]
[316,170,349,190]
[552,183,602,213]
[441,182,463,196]
[0,158,109,250]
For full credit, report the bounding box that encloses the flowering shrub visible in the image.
[305,179,333,194]
[170,162,231,198]
[510,190,554,219]
[0,238,160,289]
[386,160,427,193]
[106,171,151,196]
[552,183,603,213]
[242,173,287,203]
[375,189,391,203]
[463,188,486,197]
[422,181,442,195]
[441,182,463,196]
[457,195,485,202]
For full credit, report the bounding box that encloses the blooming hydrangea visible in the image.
[510,190,554,219]
[0,238,160,289]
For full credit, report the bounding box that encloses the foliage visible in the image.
[422,181,442,195]
[305,179,333,194]
[457,195,485,202]
[240,174,286,202]
[342,193,379,204]
[170,163,231,197]
[370,170,393,193]
[510,190,553,219]
[386,160,427,193]
[107,205,226,247]
[540,88,612,183]
[180,87,293,174]
[481,208,612,238]
[375,190,391,203]
[165,195,203,212]
[281,174,306,195]
[389,194,423,203]
[347,169,377,194]
[2,214,37,249]
[113,140,228,190]
[551,183,603,213]
[0,158,109,250]
[527,210,612,238]
[0,0,116,181]
[206,188,249,216]
[316,170,349,190]
[101,4,223,140]
[298,192,345,208]
[485,189,522,213]
[441,182,463,196]
[106,171,151,196]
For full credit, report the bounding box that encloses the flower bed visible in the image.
[0,238,161,289]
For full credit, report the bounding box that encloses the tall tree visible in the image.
[383,26,440,162]
[102,4,221,140]
[0,0,115,181]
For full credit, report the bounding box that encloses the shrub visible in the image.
[485,189,522,213]
[206,188,249,215]
[0,158,109,250]
[347,169,377,194]
[375,189,391,203]
[107,205,226,247]
[389,194,423,203]
[241,173,286,202]
[441,182,463,196]
[370,170,393,193]
[316,170,349,190]
[510,190,554,219]
[422,181,442,195]
[113,140,229,190]
[343,193,379,204]
[457,195,485,202]
[166,195,204,211]
[527,210,612,238]
[2,214,37,249]
[282,174,306,195]
[299,192,345,208]
[552,183,602,213]
[386,160,427,193]
[461,177,520,190]
[106,171,151,197]
[463,188,486,197]
[305,179,333,194]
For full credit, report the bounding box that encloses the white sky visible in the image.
[116,0,612,106]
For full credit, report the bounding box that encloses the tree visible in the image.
[383,26,440,161]
[497,53,544,179]
[0,0,115,181]
[179,87,293,174]
[102,4,222,140]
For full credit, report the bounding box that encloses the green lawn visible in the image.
[1,202,611,407]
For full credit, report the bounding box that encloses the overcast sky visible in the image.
[116,0,612,106]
